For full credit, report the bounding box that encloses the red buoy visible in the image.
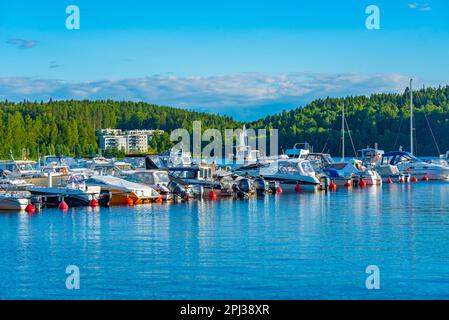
[387,178,393,184]
[344,182,352,188]
[359,180,367,187]
[411,177,418,182]
[58,201,69,210]
[422,176,429,182]
[294,184,302,192]
[25,203,35,213]
[155,196,163,203]
[329,182,337,191]
[208,190,217,199]
[90,199,99,207]
[399,177,404,183]
[124,197,134,206]
[277,187,283,194]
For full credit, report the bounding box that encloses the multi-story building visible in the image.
[98,135,127,152]
[126,134,148,153]
[97,128,164,154]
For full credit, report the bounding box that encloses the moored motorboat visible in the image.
[381,151,449,181]
[85,175,160,205]
[0,192,30,211]
[237,158,320,192]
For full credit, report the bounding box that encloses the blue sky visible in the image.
[1,0,448,120]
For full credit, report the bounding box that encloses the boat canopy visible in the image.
[382,151,421,166]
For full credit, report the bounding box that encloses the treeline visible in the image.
[0,100,239,159]
[250,85,449,157]
[2,85,449,160]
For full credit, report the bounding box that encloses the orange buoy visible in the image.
[25,203,35,213]
[208,190,217,199]
[359,180,367,187]
[155,196,163,203]
[124,197,134,206]
[277,187,283,194]
[329,182,337,191]
[387,177,393,184]
[411,177,418,182]
[90,199,99,207]
[294,184,302,192]
[58,201,69,210]
[422,176,429,182]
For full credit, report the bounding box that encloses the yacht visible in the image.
[359,147,410,183]
[236,158,320,192]
[0,159,71,187]
[85,175,160,205]
[27,174,109,208]
[323,160,382,186]
[381,151,449,180]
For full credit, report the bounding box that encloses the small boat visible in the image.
[282,142,311,160]
[359,147,410,183]
[381,151,449,180]
[168,164,234,197]
[27,181,109,208]
[118,169,173,201]
[323,160,382,186]
[236,159,320,192]
[0,192,29,211]
[85,175,160,205]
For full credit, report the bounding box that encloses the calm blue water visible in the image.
[1,182,449,300]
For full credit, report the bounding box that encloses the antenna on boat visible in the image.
[410,78,414,156]
[341,102,345,161]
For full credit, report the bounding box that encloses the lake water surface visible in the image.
[1,182,449,299]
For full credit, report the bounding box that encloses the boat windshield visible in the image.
[129,171,170,185]
[300,161,315,175]
[328,163,347,170]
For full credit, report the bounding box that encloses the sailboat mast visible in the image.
[342,103,345,160]
[410,78,414,156]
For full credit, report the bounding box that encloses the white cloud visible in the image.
[408,3,432,11]
[5,38,38,49]
[0,72,414,119]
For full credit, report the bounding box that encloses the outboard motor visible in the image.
[238,178,252,194]
[253,177,268,195]
[268,181,280,193]
[232,178,252,198]
[168,181,188,200]
[319,176,330,190]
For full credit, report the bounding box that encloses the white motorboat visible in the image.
[85,175,160,205]
[381,151,449,180]
[118,169,173,201]
[237,159,320,192]
[323,160,382,186]
[0,193,29,211]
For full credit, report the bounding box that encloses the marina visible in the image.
[2,181,449,299]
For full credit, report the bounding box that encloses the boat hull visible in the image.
[0,197,28,211]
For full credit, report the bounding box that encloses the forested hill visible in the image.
[1,85,449,159]
[0,100,239,159]
[250,85,449,157]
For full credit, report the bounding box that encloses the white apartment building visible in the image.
[97,128,164,154]
[126,134,148,153]
[98,135,127,152]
